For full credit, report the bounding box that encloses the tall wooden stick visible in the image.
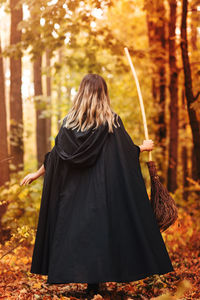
[124,47,152,161]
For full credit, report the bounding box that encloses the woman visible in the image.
[20,74,174,296]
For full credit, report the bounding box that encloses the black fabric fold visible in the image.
[43,152,51,170]
[54,119,109,167]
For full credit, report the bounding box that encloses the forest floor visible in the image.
[0,204,200,300]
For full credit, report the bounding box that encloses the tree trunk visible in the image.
[181,89,189,201]
[190,3,198,51]
[33,56,47,169]
[0,38,11,243]
[167,0,178,193]
[46,50,51,151]
[154,1,167,148]
[10,0,23,172]
[190,1,199,180]
[146,1,167,183]
[180,0,200,181]
[57,49,62,131]
[0,38,10,186]
[146,13,157,102]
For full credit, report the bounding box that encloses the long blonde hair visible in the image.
[64,74,119,133]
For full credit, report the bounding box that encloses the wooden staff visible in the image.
[124,47,152,162]
[124,47,178,232]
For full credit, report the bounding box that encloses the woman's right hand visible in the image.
[20,172,39,186]
[20,164,45,186]
[140,139,154,152]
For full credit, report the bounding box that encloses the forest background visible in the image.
[0,0,200,299]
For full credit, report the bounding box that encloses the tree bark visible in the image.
[154,1,167,148]
[10,0,23,172]
[180,0,200,181]
[181,89,189,201]
[0,38,10,186]
[167,0,178,193]
[190,1,199,180]
[146,0,167,183]
[33,56,47,169]
[57,49,62,131]
[46,50,52,151]
[146,13,157,102]
[190,3,198,51]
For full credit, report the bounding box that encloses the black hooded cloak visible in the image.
[30,114,174,284]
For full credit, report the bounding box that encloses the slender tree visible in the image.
[33,56,47,169]
[30,5,48,168]
[145,0,167,183]
[190,0,199,180]
[0,38,11,237]
[46,49,52,151]
[180,0,200,181]
[10,0,23,171]
[181,89,189,200]
[56,49,63,131]
[0,38,9,186]
[190,1,198,51]
[167,0,179,193]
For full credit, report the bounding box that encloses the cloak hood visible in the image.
[54,118,109,167]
